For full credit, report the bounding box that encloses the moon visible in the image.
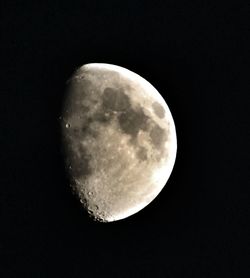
[61,63,177,222]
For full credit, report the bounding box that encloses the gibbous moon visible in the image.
[61,63,177,222]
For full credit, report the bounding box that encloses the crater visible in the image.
[152,101,165,119]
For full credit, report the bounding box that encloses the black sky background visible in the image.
[1,1,249,277]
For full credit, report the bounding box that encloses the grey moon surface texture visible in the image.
[61,63,177,222]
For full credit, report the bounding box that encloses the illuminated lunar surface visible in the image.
[61,63,177,222]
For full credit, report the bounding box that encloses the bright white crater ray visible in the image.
[61,63,177,222]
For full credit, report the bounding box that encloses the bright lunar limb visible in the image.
[61,63,177,222]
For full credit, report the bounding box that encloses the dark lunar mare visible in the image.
[101,86,168,157]
[102,87,130,112]
[150,125,167,149]
[118,107,149,138]
[152,101,165,119]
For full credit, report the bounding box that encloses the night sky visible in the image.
[1,1,249,277]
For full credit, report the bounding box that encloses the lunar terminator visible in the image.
[61,63,177,222]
